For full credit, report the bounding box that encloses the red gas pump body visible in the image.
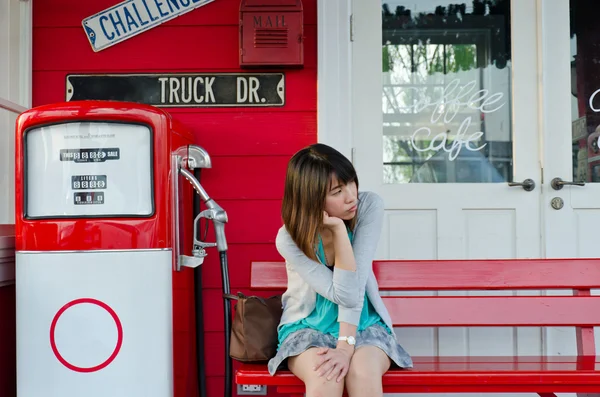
[14,101,197,397]
[15,101,193,251]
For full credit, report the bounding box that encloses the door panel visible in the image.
[352,2,542,396]
[541,0,600,362]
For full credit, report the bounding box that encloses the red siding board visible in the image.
[196,155,288,200]
[175,112,316,156]
[0,286,16,397]
[196,199,283,244]
[203,331,226,377]
[33,25,316,71]
[34,0,317,27]
[200,243,283,288]
[31,0,317,396]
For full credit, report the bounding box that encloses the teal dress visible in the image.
[278,228,391,347]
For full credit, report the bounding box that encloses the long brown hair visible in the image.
[281,144,359,261]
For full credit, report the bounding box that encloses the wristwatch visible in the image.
[338,336,356,346]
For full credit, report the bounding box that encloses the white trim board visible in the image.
[317,0,352,159]
[0,97,26,114]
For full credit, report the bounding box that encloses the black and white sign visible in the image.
[66,73,285,107]
[60,148,120,163]
[72,175,107,190]
[74,192,105,205]
[82,0,215,52]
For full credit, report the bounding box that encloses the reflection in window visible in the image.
[382,1,512,183]
[570,0,600,183]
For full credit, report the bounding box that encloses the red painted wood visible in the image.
[204,330,226,377]
[251,259,600,290]
[575,291,596,352]
[170,112,316,156]
[243,260,600,394]
[32,1,318,395]
[277,384,600,394]
[0,285,16,397]
[199,156,288,200]
[201,244,286,289]
[240,355,600,374]
[219,289,600,328]
[199,201,283,244]
[238,355,600,392]
[34,0,317,27]
[33,25,317,71]
[0,225,15,245]
[381,296,600,327]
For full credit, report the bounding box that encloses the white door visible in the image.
[349,0,599,395]
[538,0,600,360]
[351,0,544,371]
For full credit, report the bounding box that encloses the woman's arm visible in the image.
[338,191,385,325]
[331,222,356,272]
[276,226,361,308]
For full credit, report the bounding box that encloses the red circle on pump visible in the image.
[50,298,123,373]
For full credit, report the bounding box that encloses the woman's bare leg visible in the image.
[344,346,391,397]
[287,348,345,397]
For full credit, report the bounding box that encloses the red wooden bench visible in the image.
[235,259,600,396]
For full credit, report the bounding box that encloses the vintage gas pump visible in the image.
[14,101,230,397]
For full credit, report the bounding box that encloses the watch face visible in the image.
[347,336,356,345]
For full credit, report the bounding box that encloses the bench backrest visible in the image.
[251,259,600,354]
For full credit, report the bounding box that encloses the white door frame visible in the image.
[316,0,353,159]
[0,0,32,111]
[0,0,31,224]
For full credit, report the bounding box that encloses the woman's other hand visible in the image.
[313,346,353,383]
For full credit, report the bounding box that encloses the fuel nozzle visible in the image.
[179,167,229,254]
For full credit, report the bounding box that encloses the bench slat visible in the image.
[384,296,600,326]
[237,357,600,393]
[251,259,600,290]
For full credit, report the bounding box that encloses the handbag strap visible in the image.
[223,292,247,300]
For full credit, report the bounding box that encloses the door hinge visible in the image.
[350,14,354,42]
[351,147,356,164]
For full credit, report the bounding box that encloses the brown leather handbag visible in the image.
[224,292,283,363]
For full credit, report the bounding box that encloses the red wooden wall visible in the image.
[31,1,317,396]
[0,285,15,397]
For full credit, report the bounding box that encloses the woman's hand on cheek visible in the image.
[323,211,344,230]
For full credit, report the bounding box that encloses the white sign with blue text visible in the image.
[82,0,215,52]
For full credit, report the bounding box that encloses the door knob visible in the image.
[508,178,535,192]
[550,177,585,190]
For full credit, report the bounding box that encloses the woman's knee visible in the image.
[305,377,344,397]
[288,348,344,397]
[345,348,388,387]
[346,359,383,385]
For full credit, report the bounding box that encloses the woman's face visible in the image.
[324,176,358,220]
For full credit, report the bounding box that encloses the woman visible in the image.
[268,143,412,397]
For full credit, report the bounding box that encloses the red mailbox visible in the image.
[239,0,303,68]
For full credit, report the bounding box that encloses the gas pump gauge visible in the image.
[25,121,153,218]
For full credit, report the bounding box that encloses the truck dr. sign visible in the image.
[82,0,215,52]
[66,73,285,107]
